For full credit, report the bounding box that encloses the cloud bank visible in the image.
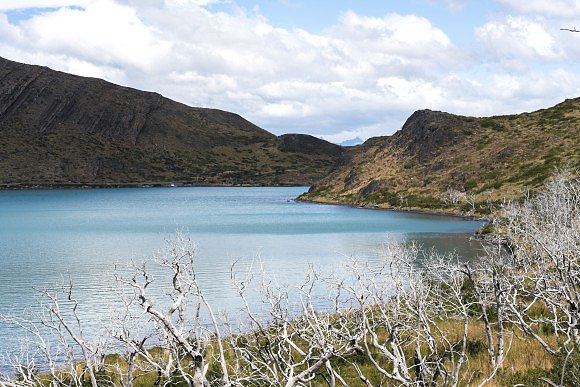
[0,0,579,141]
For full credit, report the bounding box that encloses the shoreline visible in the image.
[296,195,489,222]
[295,195,493,238]
[1,180,490,224]
[0,181,307,190]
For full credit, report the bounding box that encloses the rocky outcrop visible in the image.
[392,110,479,162]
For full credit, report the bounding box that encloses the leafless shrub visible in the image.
[500,171,579,385]
[444,189,475,213]
[338,243,498,386]
[113,231,229,387]
[225,263,364,386]
[0,282,109,387]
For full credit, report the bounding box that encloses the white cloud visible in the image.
[0,0,93,11]
[475,14,580,67]
[6,1,462,137]
[0,0,578,141]
[15,1,173,73]
[476,16,563,62]
[497,0,580,19]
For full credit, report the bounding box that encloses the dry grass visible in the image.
[24,315,563,386]
[303,98,580,215]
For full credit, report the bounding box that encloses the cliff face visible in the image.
[0,57,343,186]
[392,110,480,162]
[301,100,580,214]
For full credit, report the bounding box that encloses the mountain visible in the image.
[339,137,364,146]
[0,57,342,187]
[300,99,580,214]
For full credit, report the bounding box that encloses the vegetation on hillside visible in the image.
[1,171,578,386]
[300,99,580,215]
[0,57,342,187]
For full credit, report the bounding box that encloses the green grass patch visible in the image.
[480,118,506,132]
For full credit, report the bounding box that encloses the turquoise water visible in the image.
[0,186,485,359]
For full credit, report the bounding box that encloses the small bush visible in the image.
[478,222,495,235]
[480,118,506,132]
[466,339,486,356]
[464,180,478,191]
[500,367,550,387]
[406,194,444,209]
[549,351,580,386]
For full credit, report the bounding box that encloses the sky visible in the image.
[1,0,579,143]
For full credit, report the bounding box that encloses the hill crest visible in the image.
[0,56,342,187]
[301,99,580,214]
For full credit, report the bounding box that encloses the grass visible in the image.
[20,311,565,386]
[303,98,580,216]
[304,320,556,386]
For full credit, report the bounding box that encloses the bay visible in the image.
[0,186,485,360]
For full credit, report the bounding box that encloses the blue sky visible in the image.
[0,0,579,142]
[211,1,496,36]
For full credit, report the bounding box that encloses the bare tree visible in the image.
[500,172,579,385]
[114,231,230,387]
[444,189,475,213]
[460,241,515,384]
[1,281,109,387]
[332,243,481,386]
[226,263,363,386]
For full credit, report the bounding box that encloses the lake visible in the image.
[0,186,485,363]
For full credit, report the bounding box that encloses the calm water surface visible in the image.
[0,186,485,360]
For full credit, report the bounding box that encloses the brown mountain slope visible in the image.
[300,99,580,214]
[0,57,342,187]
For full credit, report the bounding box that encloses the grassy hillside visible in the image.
[300,98,580,214]
[0,57,342,187]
